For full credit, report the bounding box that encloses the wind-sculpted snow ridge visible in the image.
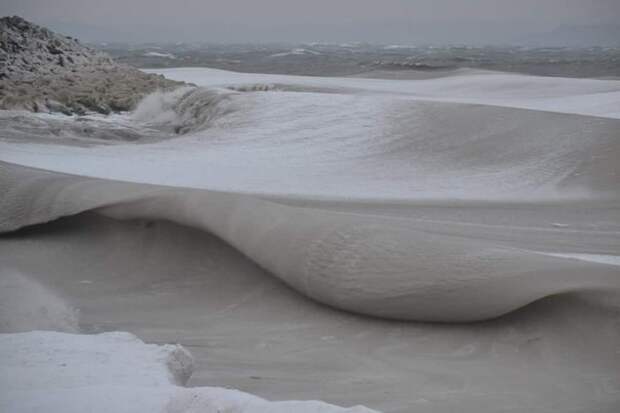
[0,331,377,413]
[1,161,619,322]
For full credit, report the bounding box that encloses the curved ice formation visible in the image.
[1,161,618,322]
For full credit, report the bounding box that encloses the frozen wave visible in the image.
[1,161,618,322]
[132,86,235,134]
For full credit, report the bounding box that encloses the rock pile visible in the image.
[0,16,183,114]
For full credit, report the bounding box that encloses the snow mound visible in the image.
[0,331,378,413]
[169,389,377,413]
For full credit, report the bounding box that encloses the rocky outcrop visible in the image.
[0,16,183,115]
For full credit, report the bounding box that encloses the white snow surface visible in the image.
[0,331,376,413]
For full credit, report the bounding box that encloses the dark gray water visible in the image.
[99,43,620,79]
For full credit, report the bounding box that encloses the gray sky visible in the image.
[2,0,619,44]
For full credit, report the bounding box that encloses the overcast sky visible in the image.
[2,0,619,44]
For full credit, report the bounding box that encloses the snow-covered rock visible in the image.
[0,16,183,115]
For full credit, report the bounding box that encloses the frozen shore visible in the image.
[1,66,620,412]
